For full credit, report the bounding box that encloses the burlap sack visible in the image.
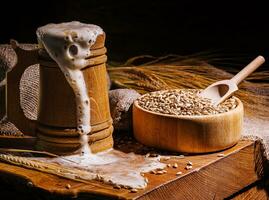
[0,44,39,135]
[109,89,140,131]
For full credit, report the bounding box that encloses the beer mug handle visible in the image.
[6,40,39,136]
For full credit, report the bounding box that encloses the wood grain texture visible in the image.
[37,59,109,128]
[0,136,36,150]
[133,94,243,153]
[230,182,269,200]
[0,140,264,200]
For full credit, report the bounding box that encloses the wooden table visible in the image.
[0,137,268,200]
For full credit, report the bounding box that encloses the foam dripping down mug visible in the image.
[6,22,113,155]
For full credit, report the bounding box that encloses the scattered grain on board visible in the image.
[173,163,178,168]
[185,165,193,170]
[176,171,183,176]
[130,188,138,193]
[27,181,33,188]
[156,171,164,175]
[114,184,121,189]
[65,184,71,189]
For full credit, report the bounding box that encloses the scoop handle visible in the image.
[231,56,265,85]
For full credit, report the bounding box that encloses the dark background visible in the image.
[1,0,268,68]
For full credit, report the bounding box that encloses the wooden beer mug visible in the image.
[6,33,113,155]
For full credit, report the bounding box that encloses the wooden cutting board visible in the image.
[0,137,264,200]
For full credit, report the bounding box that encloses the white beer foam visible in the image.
[37,21,103,155]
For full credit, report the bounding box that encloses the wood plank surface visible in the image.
[0,140,264,200]
[230,181,269,200]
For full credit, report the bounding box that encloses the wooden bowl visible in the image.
[133,90,243,153]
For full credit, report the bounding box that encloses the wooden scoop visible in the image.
[199,55,265,105]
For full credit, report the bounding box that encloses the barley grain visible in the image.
[156,171,164,175]
[65,184,71,189]
[187,161,193,166]
[130,188,138,193]
[138,89,237,116]
[173,163,178,168]
[27,181,33,187]
[176,171,182,176]
[114,184,121,189]
[185,165,192,170]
